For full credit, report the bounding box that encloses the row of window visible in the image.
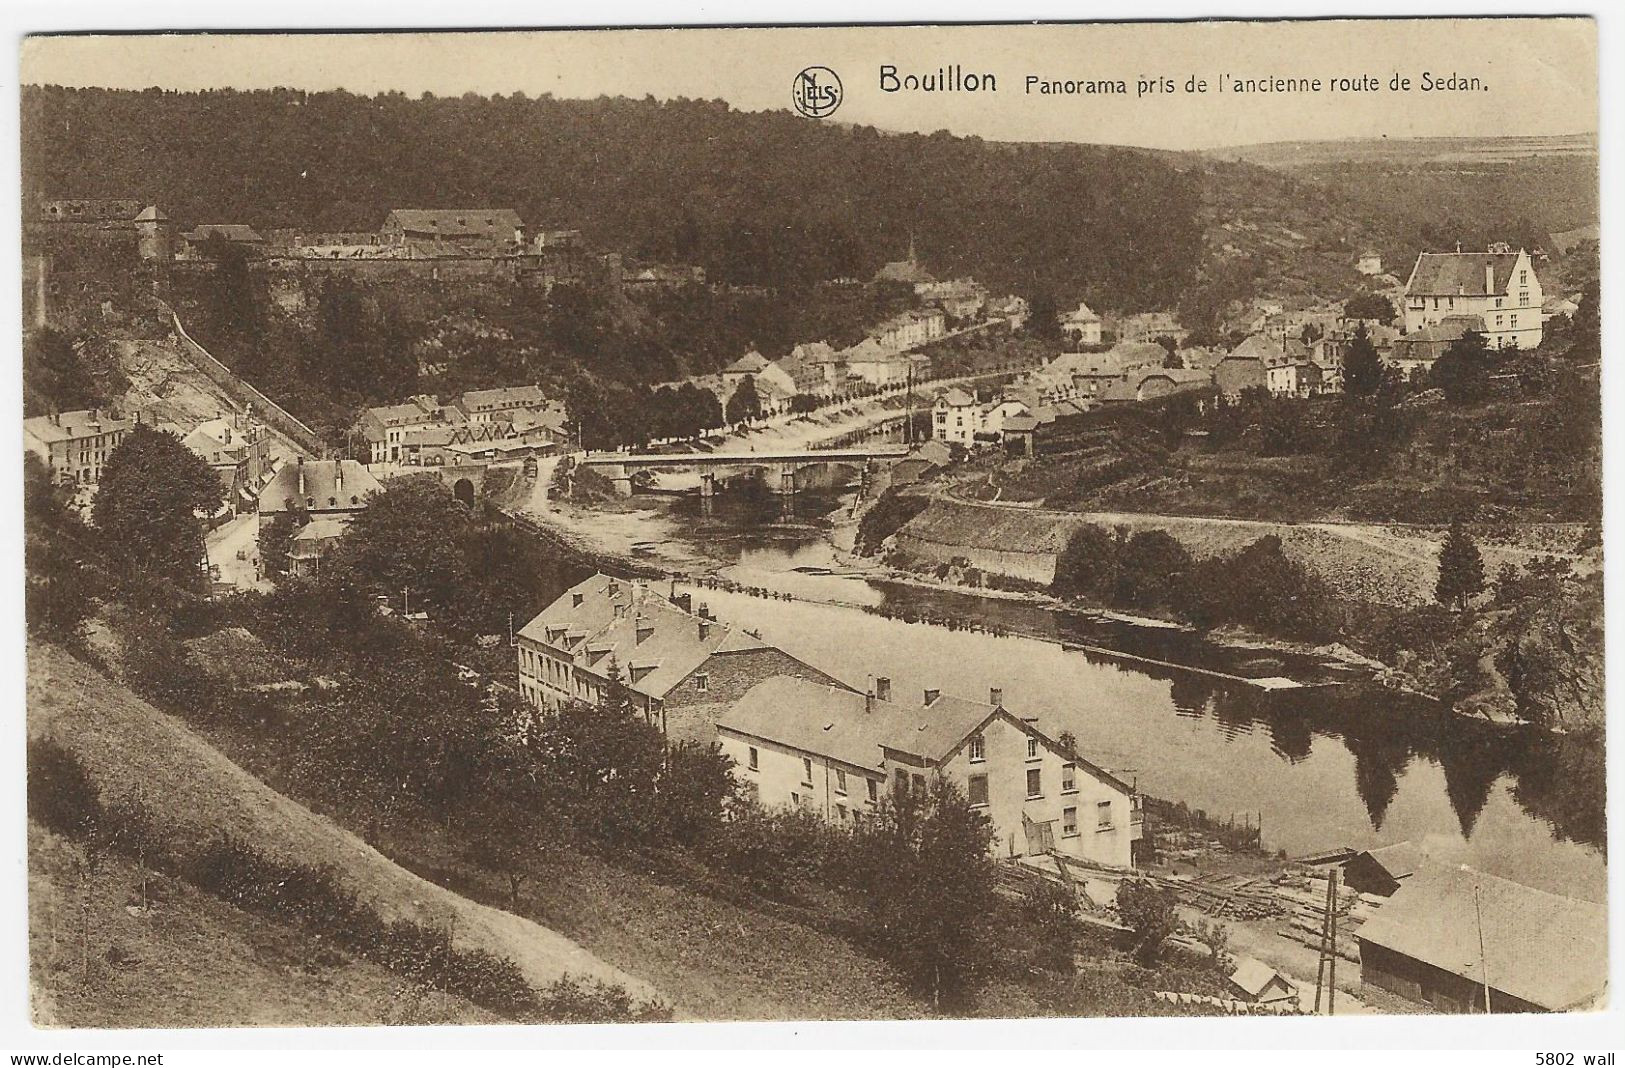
[967,763,1085,805]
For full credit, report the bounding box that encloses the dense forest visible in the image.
[22,84,1206,310]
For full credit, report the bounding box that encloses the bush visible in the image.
[855,488,930,556]
[1115,878,1179,964]
[27,736,100,838]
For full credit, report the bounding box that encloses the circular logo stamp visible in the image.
[792,66,843,118]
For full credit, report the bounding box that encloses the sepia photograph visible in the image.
[7,12,1615,1049]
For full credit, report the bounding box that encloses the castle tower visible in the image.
[134,205,172,262]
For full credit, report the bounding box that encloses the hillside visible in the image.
[26,642,659,1026]
[23,84,1204,310]
[1203,134,1598,261]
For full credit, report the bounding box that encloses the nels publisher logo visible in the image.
[792,66,843,118]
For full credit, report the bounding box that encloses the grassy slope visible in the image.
[185,709,936,1022]
[28,825,489,1028]
[26,644,659,1018]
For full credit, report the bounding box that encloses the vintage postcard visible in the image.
[12,15,1611,1043]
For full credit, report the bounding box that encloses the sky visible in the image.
[19,19,1599,151]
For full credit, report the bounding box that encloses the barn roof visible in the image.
[1355,866,1607,1012]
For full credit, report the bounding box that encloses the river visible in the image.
[649,478,1607,902]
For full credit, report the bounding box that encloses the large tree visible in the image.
[848,777,996,1008]
[1435,519,1487,611]
[1341,321,1384,400]
[725,375,762,425]
[93,425,222,591]
[325,475,471,612]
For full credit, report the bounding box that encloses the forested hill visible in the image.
[23,84,1207,310]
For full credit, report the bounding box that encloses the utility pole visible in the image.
[1314,868,1340,1014]
[1472,869,1492,1014]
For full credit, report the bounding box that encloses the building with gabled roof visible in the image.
[23,408,133,487]
[1402,244,1542,350]
[457,384,550,424]
[258,457,381,517]
[1060,301,1103,347]
[719,675,1141,864]
[1341,841,1426,897]
[1356,865,1607,1013]
[516,574,847,743]
[382,209,524,248]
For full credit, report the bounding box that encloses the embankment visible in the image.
[894,497,1583,606]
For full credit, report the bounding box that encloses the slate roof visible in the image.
[725,351,771,375]
[519,574,792,703]
[23,409,131,445]
[937,388,975,407]
[1230,334,1310,361]
[133,205,168,222]
[259,459,381,513]
[1405,251,1523,297]
[460,385,548,412]
[1355,866,1607,1012]
[184,224,265,243]
[720,676,1135,792]
[385,209,523,238]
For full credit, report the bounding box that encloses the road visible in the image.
[206,511,273,592]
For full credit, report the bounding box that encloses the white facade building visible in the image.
[1402,245,1543,350]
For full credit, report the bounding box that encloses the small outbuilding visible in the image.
[1228,956,1299,1007]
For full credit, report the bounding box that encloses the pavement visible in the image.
[206,511,273,591]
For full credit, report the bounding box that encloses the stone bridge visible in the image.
[578,444,911,497]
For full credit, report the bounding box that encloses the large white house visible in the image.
[719,676,1143,868]
[1402,244,1543,350]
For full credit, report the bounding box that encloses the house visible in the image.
[977,399,1034,442]
[1114,311,1188,346]
[457,385,551,425]
[722,352,797,411]
[1228,957,1299,1006]
[23,408,133,487]
[1000,413,1041,457]
[719,676,1143,866]
[916,278,988,321]
[1389,315,1486,378]
[1357,251,1384,276]
[991,295,1030,331]
[1217,334,1309,400]
[931,388,979,447]
[357,397,467,464]
[778,342,838,396]
[874,308,947,353]
[1355,866,1607,1013]
[1403,244,1543,350]
[1542,294,1580,322]
[1060,301,1103,347]
[258,457,381,517]
[1041,342,1166,400]
[841,338,914,387]
[179,414,274,508]
[1341,841,1426,898]
[515,574,847,743]
[180,224,266,257]
[287,515,352,578]
[1264,350,1322,398]
[382,209,525,250]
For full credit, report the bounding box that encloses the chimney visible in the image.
[335,461,344,491]
[1485,263,1495,294]
[698,620,711,641]
[297,455,305,496]
[635,616,654,644]
[607,578,620,597]
[864,685,875,716]
[874,676,892,703]
[989,687,1003,707]
[924,687,941,707]
[672,591,693,614]
[698,602,712,620]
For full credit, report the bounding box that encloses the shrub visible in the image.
[27,736,100,838]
